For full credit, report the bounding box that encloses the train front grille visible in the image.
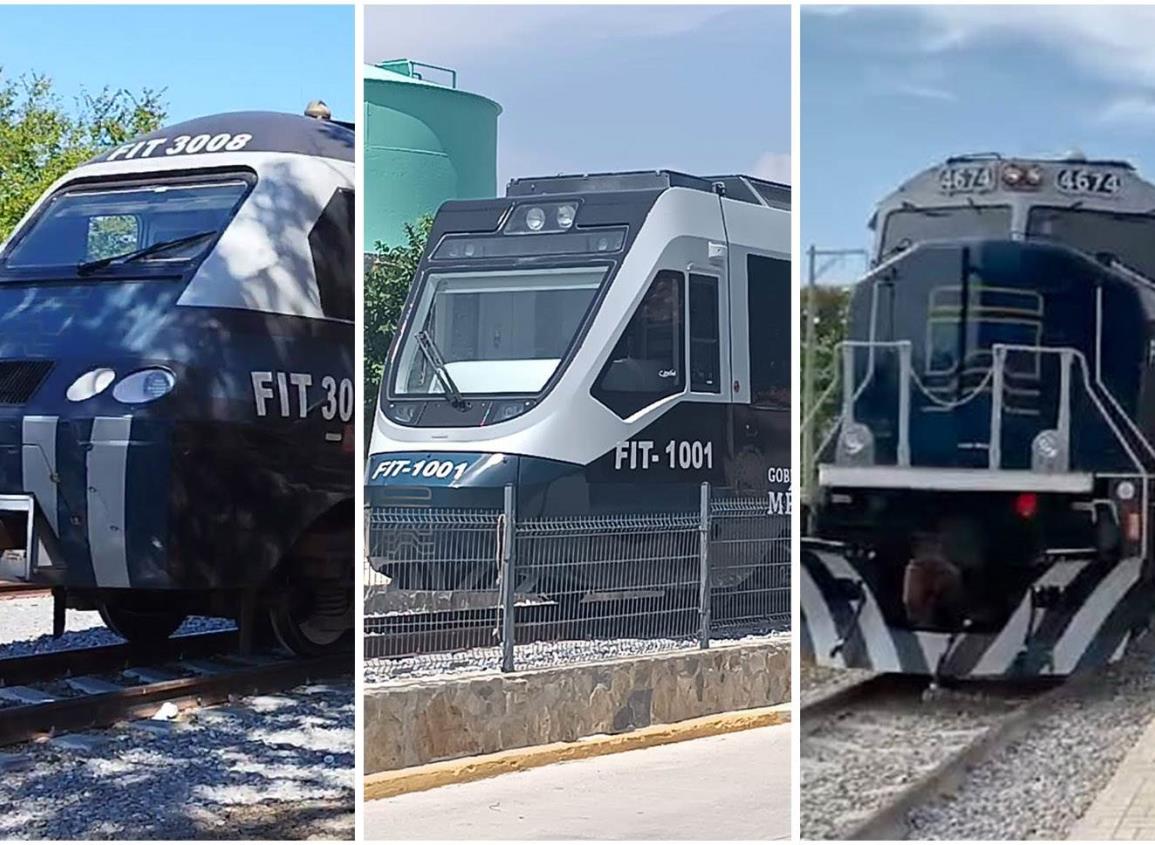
[0,360,53,405]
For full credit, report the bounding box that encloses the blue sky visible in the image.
[803,5,1155,282]
[0,5,354,124]
[366,5,790,186]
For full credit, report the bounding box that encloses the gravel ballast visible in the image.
[907,635,1155,840]
[366,629,790,684]
[0,680,354,840]
[0,596,233,658]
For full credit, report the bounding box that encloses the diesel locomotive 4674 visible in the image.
[0,108,355,655]
[803,152,1155,678]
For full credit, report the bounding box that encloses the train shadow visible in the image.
[0,681,353,840]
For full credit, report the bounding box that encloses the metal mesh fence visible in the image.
[364,484,792,683]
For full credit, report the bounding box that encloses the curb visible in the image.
[364,703,791,801]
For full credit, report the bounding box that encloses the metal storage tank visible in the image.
[364,59,501,248]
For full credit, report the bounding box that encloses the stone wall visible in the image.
[364,638,790,774]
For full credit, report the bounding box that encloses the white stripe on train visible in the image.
[87,416,133,588]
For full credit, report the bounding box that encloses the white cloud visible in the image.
[365,6,734,66]
[889,81,955,102]
[1097,96,1155,127]
[752,152,791,185]
[912,6,1155,90]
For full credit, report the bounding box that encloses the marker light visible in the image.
[66,368,116,402]
[112,368,175,404]
[1014,492,1038,520]
[556,204,576,230]
[525,207,546,231]
[1117,480,1137,501]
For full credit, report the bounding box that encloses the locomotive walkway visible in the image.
[1070,715,1155,840]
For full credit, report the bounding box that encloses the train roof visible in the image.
[86,110,355,166]
[506,169,790,210]
[869,151,1155,233]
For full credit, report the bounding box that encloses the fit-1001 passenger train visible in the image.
[803,152,1155,678]
[368,170,791,592]
[0,108,355,655]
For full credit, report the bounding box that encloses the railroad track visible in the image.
[800,672,1075,840]
[0,632,350,747]
[0,581,51,600]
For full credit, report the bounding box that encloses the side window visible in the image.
[689,273,720,393]
[747,255,790,407]
[308,188,355,321]
[593,270,685,417]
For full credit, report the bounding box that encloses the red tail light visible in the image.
[1014,492,1038,519]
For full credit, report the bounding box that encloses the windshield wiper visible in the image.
[415,329,469,411]
[77,230,217,275]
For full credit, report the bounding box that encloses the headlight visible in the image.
[837,422,874,465]
[841,423,870,455]
[525,207,546,232]
[1034,430,1059,459]
[112,368,175,404]
[1117,480,1137,502]
[556,204,576,230]
[66,368,116,402]
[1031,429,1065,472]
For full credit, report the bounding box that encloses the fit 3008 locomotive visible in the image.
[0,109,355,655]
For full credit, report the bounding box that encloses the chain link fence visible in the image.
[364,483,791,682]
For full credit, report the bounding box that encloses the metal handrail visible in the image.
[809,340,1150,483]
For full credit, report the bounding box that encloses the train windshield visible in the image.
[880,206,1011,259]
[0,177,251,277]
[392,266,606,396]
[1027,207,1155,281]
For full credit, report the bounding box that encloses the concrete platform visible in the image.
[1070,718,1155,840]
[365,722,791,840]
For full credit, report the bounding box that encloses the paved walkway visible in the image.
[365,723,791,840]
[1070,719,1155,840]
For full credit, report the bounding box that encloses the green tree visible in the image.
[0,70,166,239]
[364,216,433,431]
[800,283,851,485]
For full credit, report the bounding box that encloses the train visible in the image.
[802,152,1155,678]
[0,107,355,655]
[367,170,791,593]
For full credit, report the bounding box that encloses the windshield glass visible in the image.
[880,205,1012,259]
[1027,207,1155,281]
[392,266,606,396]
[2,178,250,275]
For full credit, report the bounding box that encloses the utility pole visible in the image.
[802,246,869,505]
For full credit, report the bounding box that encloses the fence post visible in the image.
[500,483,516,673]
[699,481,711,650]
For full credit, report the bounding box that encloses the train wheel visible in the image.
[98,603,186,644]
[268,578,352,656]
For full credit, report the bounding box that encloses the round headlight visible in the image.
[66,368,116,402]
[1025,166,1043,186]
[841,422,871,456]
[556,204,576,230]
[113,368,175,404]
[525,207,546,231]
[1003,164,1024,186]
[1034,430,1060,460]
[1117,480,1137,501]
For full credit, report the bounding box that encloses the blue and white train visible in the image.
[0,108,355,654]
[367,170,791,593]
[803,153,1155,678]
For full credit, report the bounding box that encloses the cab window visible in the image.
[593,270,685,417]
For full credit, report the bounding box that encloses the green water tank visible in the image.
[364,59,502,248]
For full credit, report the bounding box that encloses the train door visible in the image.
[729,247,791,498]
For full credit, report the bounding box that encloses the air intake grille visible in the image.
[0,360,53,405]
